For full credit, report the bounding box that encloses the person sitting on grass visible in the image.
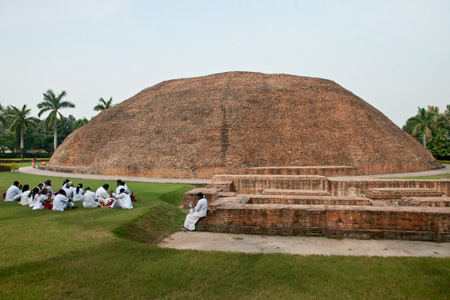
[82,187,98,208]
[28,187,40,208]
[52,190,78,211]
[96,184,112,207]
[5,181,22,202]
[33,188,52,210]
[63,182,75,201]
[104,188,133,209]
[19,185,31,206]
[183,192,208,231]
[73,183,84,202]
[43,180,52,193]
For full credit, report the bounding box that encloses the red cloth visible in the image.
[130,194,136,202]
[44,202,53,210]
[2,192,6,200]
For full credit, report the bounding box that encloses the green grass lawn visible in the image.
[0,171,449,299]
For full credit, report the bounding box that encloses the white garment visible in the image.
[28,193,39,208]
[33,194,48,210]
[63,186,74,200]
[43,184,52,193]
[184,197,208,231]
[83,190,98,208]
[112,192,133,209]
[73,188,84,201]
[19,190,31,205]
[5,185,21,202]
[52,194,73,212]
[96,187,110,200]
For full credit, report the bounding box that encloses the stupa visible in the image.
[48,71,438,178]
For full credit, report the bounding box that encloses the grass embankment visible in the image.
[0,172,449,299]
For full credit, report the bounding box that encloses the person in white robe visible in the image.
[63,182,75,201]
[52,190,76,211]
[5,181,22,202]
[96,184,114,207]
[19,185,31,206]
[83,187,98,208]
[73,183,84,201]
[28,188,40,208]
[184,192,208,231]
[33,188,49,210]
[110,188,133,209]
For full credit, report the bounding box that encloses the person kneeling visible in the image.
[183,192,207,231]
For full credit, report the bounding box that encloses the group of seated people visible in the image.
[4,179,134,211]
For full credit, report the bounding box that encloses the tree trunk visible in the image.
[54,118,58,151]
[20,129,24,159]
[423,132,427,148]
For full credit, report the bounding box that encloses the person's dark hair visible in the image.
[197,192,204,198]
[38,183,43,188]
[13,181,19,186]
[103,184,109,190]
[86,187,91,191]
[58,189,66,196]
[22,184,30,192]
[76,183,83,194]
[63,179,69,186]
[44,180,51,185]
[116,179,122,184]
[119,188,125,193]
[30,187,40,199]
[41,188,48,194]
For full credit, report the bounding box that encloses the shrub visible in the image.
[0,163,19,171]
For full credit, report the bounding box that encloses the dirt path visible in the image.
[160,231,450,257]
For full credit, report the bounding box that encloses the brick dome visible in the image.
[49,72,437,178]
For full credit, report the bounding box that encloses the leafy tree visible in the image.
[94,97,114,111]
[37,89,75,151]
[408,107,438,148]
[3,105,39,158]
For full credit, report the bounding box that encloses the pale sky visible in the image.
[1,0,449,127]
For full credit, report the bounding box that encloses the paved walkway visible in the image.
[159,231,450,257]
[20,165,450,257]
[19,166,212,185]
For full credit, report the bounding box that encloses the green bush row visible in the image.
[0,163,19,171]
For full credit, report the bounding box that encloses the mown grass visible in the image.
[0,171,449,299]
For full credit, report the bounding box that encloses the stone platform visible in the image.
[183,172,450,242]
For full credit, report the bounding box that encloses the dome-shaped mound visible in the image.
[49,72,437,178]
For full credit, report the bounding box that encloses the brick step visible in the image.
[213,174,329,194]
[399,197,450,208]
[240,194,372,206]
[365,188,443,200]
[263,189,330,196]
[245,166,356,176]
[209,180,235,192]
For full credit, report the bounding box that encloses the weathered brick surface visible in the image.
[183,188,221,209]
[47,72,438,178]
[365,188,443,200]
[246,166,357,176]
[245,195,372,206]
[213,175,330,194]
[197,202,450,241]
[262,189,330,196]
[329,179,450,197]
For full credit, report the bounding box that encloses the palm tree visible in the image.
[410,107,438,148]
[37,89,75,151]
[94,97,114,111]
[3,105,38,158]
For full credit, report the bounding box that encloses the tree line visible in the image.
[403,105,450,159]
[0,90,115,158]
